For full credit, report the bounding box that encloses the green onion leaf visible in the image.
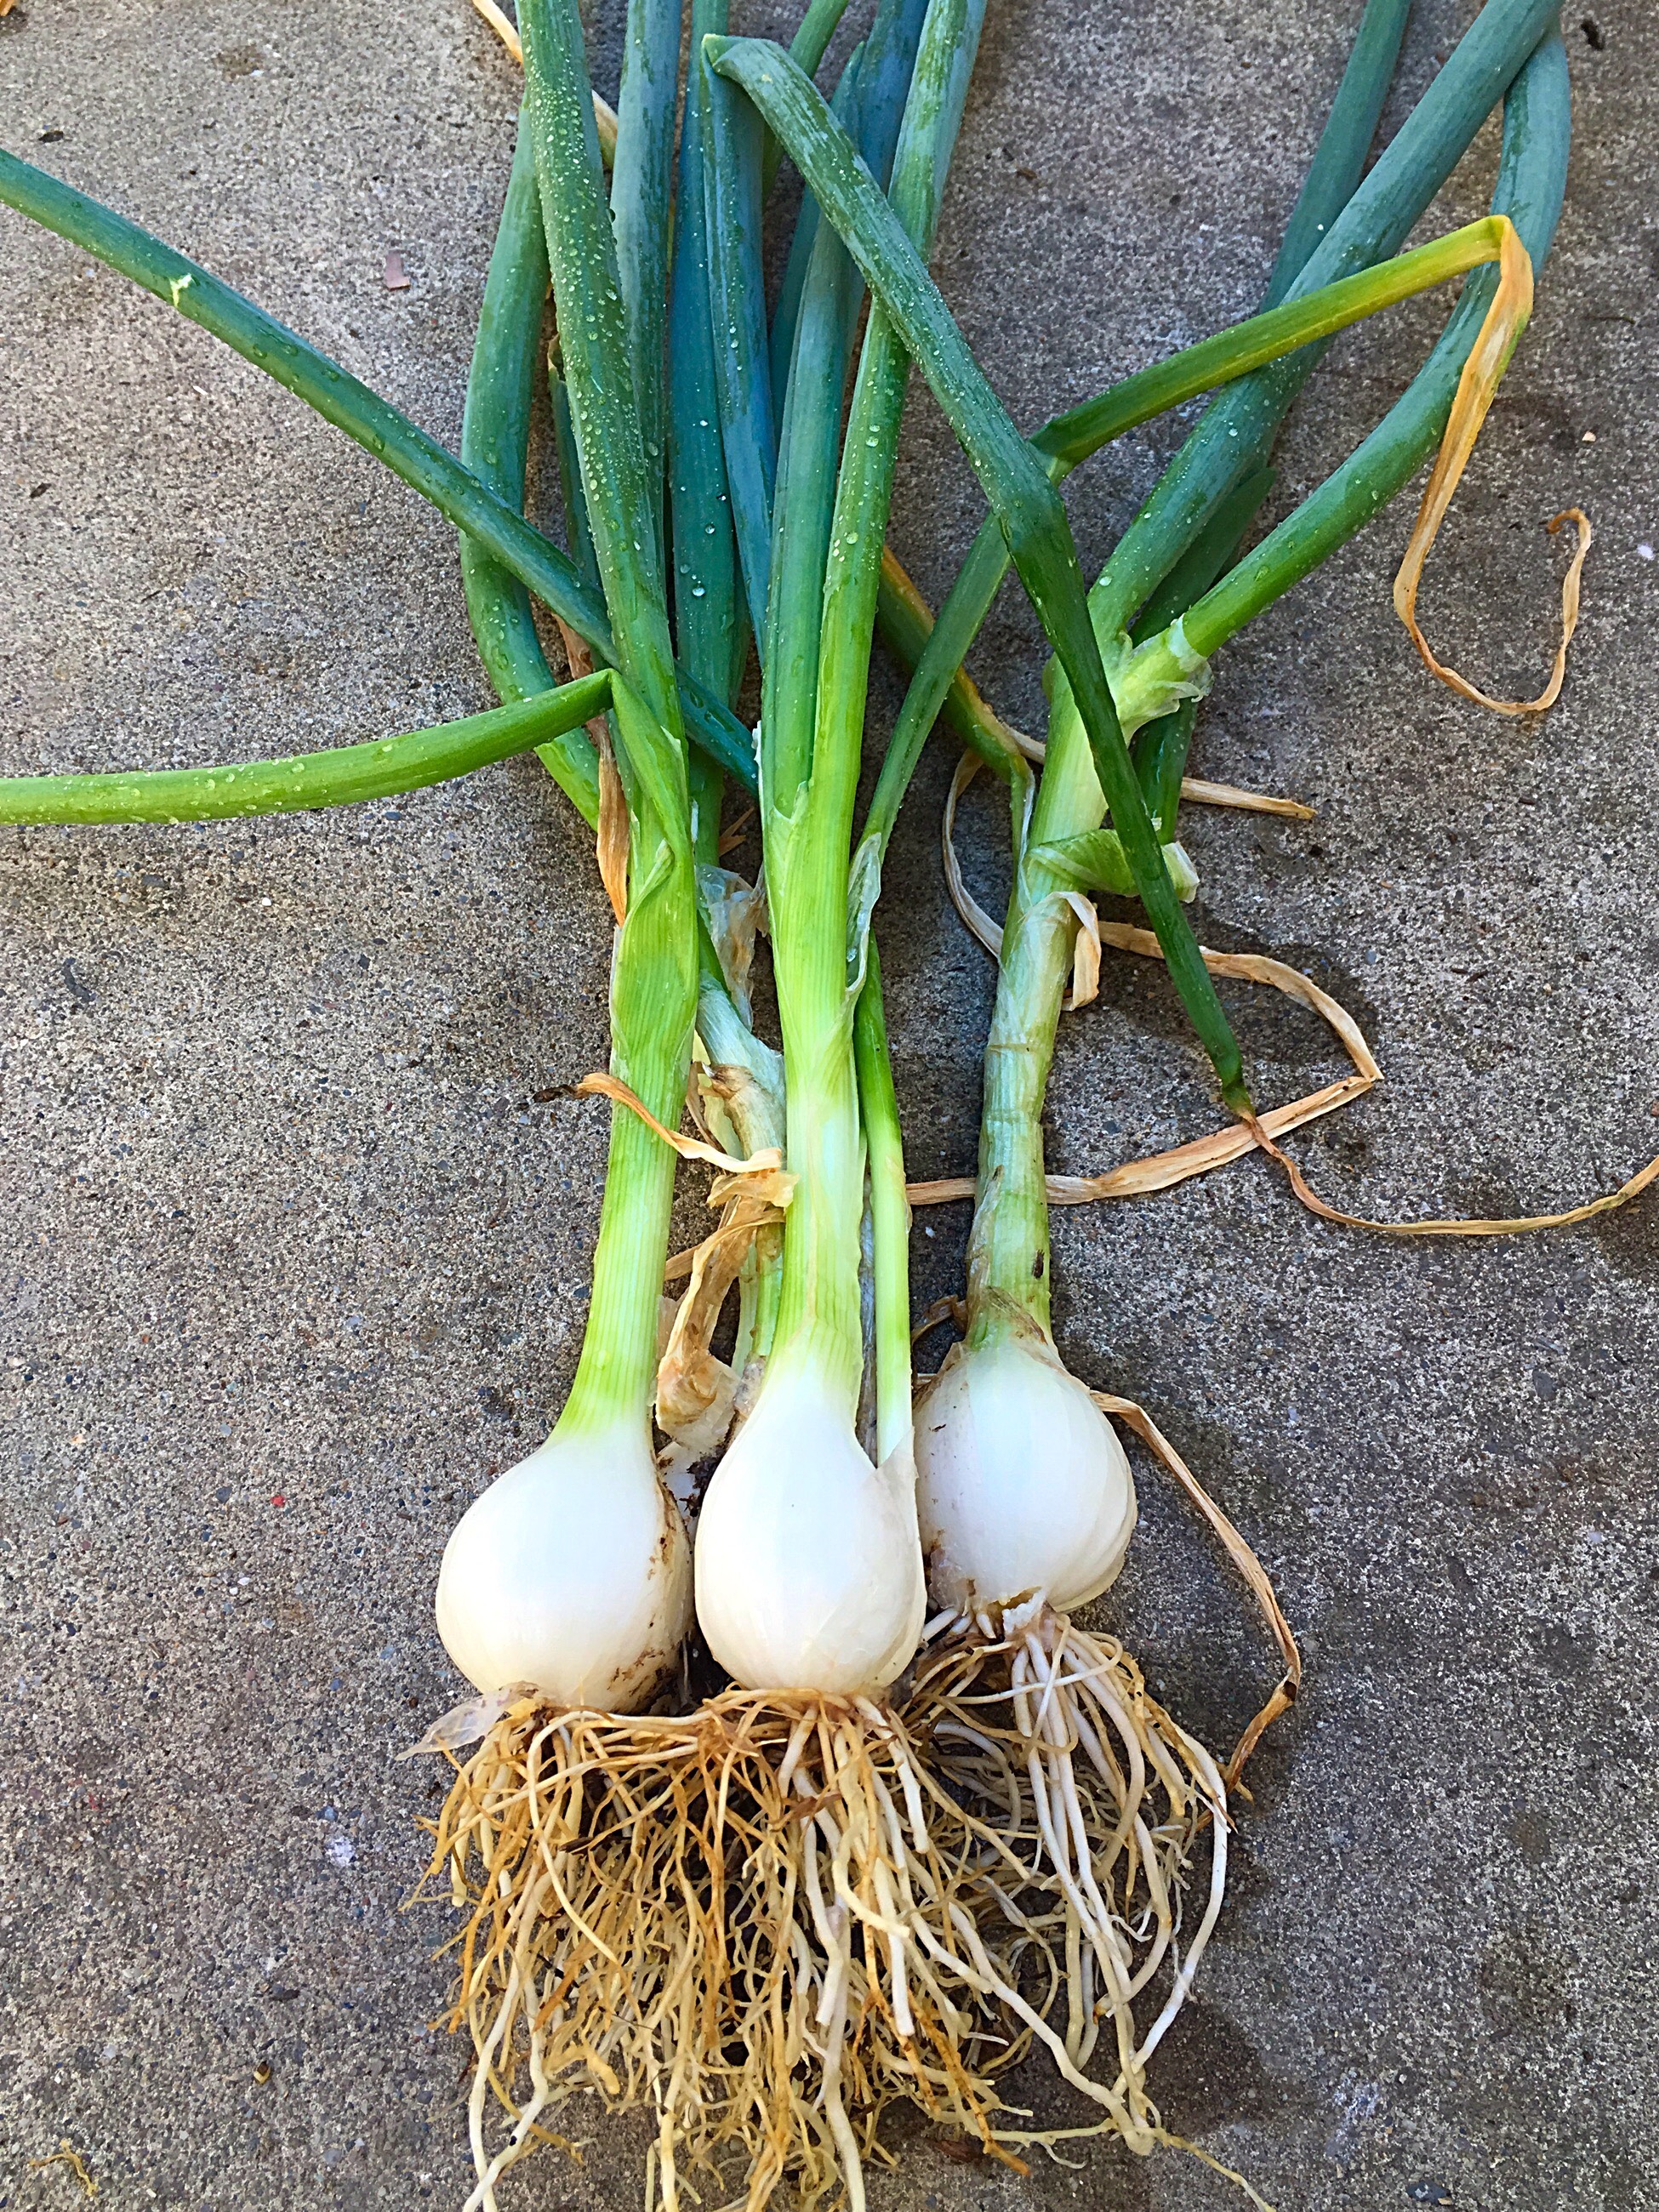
[708,31,1252,1109]
[0,677,613,824]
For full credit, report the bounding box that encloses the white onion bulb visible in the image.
[436,1417,692,1711]
[915,1333,1136,1614]
[693,1365,926,1694]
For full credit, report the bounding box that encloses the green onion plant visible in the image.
[708,0,1575,2159]
[0,1,1593,2203]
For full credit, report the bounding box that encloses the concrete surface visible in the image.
[2,2,1656,2209]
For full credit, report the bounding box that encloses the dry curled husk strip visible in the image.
[593,725,630,926]
[1242,1109,1659,1240]
[648,1058,790,1463]
[1178,775,1314,821]
[573,1071,795,1205]
[1092,1393,1300,1790]
[550,618,630,921]
[941,753,1103,1012]
[25,2141,99,2201]
[939,751,1006,963]
[1391,218,1590,712]
[655,1191,781,1458]
[909,922,1380,1207]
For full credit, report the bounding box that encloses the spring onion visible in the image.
[909,9,1572,2151]
[0,3,1607,2207]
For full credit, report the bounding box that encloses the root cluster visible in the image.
[419,1618,1228,2210]
[904,1603,1229,2152]
[423,1691,1026,2211]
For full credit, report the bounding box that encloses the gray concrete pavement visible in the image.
[2,2,1656,2208]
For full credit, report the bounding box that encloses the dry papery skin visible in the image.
[1390,226,1590,714]
[546,620,632,924]
[26,2140,99,2201]
[577,1070,794,1462]
[655,1183,782,1459]
[573,1070,793,1201]
[912,909,1382,1210]
[1243,1106,1659,1239]
[928,857,1659,1238]
[1090,1394,1300,1789]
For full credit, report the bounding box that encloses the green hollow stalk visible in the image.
[522,0,681,740]
[617,0,729,879]
[760,0,921,821]
[770,0,927,430]
[670,0,790,1360]
[852,0,1413,1229]
[858,212,1545,852]
[454,21,778,1219]
[0,677,613,825]
[720,0,890,610]
[671,0,749,721]
[458,81,779,1190]
[460,122,603,827]
[549,356,604,596]
[1,161,1497,843]
[516,0,701,1439]
[757,0,980,1417]
[0,149,757,794]
[829,0,983,1433]
[769,42,867,443]
[736,0,927,1412]
[709,31,1256,1109]
[852,936,911,1461]
[969,26,1569,1349]
[564,688,703,1436]
[1265,0,1414,308]
[1068,0,1562,658]
[865,0,1559,842]
[611,0,681,576]
[701,23,777,646]
[755,188,875,1408]
[717,31,1543,1108]
[1126,465,1274,835]
[758,0,857,197]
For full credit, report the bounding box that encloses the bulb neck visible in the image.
[965,685,1106,1347]
[965,899,1068,1348]
[560,1097,677,1440]
[765,888,865,1421]
[562,796,699,1440]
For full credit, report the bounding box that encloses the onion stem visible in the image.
[0,676,612,825]
[611,0,681,579]
[670,0,748,712]
[460,123,603,825]
[866,0,1567,853]
[964,26,1571,1346]
[852,938,912,1462]
[770,0,928,423]
[862,209,1560,852]
[513,0,701,1438]
[710,31,1254,1111]
[756,0,978,1410]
